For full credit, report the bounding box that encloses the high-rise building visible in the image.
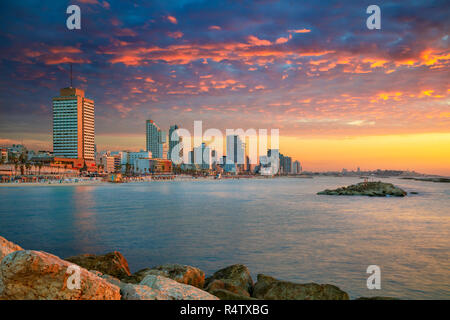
[52,87,95,160]
[146,120,164,158]
[226,135,245,165]
[193,142,211,169]
[168,124,183,161]
[292,160,302,174]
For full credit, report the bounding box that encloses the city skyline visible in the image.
[0,1,449,174]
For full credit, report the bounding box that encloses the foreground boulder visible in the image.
[208,288,257,300]
[356,296,399,300]
[0,236,23,262]
[99,273,170,300]
[141,274,218,300]
[253,274,349,300]
[65,251,131,279]
[317,181,407,197]
[128,264,205,288]
[204,264,253,297]
[205,279,252,298]
[0,250,120,300]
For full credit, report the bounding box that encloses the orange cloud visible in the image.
[167,31,183,39]
[167,15,177,24]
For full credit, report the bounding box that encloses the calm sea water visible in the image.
[0,177,449,299]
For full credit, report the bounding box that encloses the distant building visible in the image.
[168,125,183,161]
[0,148,8,163]
[134,158,172,174]
[279,154,292,174]
[146,120,163,158]
[52,87,95,160]
[193,143,211,169]
[292,160,302,174]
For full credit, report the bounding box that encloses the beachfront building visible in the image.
[134,158,172,174]
[146,120,164,159]
[1,148,8,163]
[52,87,95,160]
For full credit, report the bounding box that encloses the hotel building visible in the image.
[52,87,95,160]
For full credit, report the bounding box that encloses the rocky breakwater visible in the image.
[317,181,407,197]
[2,235,391,300]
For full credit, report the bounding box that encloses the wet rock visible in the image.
[317,181,407,197]
[253,274,349,300]
[128,264,205,288]
[65,251,131,279]
[0,250,120,300]
[204,264,253,296]
[140,274,218,300]
[0,236,23,262]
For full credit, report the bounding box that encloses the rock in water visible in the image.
[252,274,349,300]
[140,275,219,300]
[0,236,23,262]
[204,264,254,296]
[317,181,407,197]
[0,250,121,300]
[65,251,131,279]
[128,264,205,288]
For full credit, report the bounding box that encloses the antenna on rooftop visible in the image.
[70,63,73,88]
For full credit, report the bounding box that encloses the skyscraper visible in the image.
[146,119,163,158]
[168,124,183,161]
[52,87,95,160]
[226,135,244,164]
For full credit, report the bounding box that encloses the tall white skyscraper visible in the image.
[52,87,95,160]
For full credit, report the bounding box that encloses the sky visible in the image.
[0,0,449,174]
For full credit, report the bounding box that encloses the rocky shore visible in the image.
[0,236,391,300]
[317,181,407,197]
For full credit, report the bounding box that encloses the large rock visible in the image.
[205,279,252,297]
[356,296,400,300]
[0,236,23,262]
[100,273,170,300]
[65,251,131,279]
[140,274,219,300]
[128,264,205,288]
[208,288,257,300]
[252,274,349,300]
[204,264,253,296]
[0,250,120,300]
[317,181,407,197]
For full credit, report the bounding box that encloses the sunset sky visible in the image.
[0,1,449,174]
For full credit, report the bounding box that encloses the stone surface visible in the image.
[208,288,257,300]
[128,264,205,288]
[252,274,349,300]
[204,264,253,296]
[65,251,131,279]
[356,296,400,300]
[0,250,121,300]
[100,273,170,300]
[0,236,23,262]
[205,279,251,297]
[317,181,407,197]
[141,274,219,300]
